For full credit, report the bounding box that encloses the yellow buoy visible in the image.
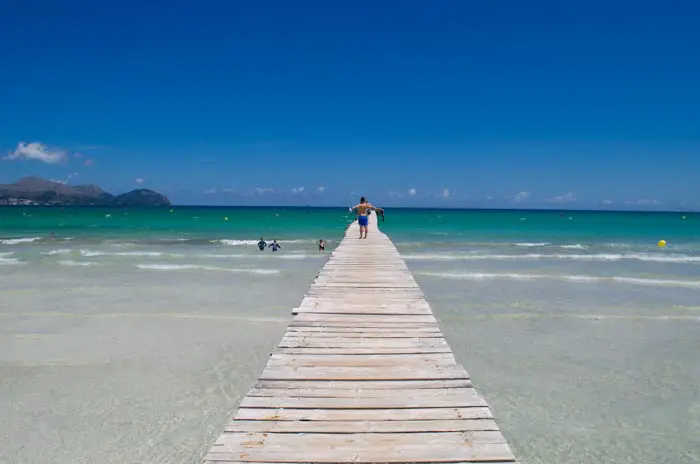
[658,240,667,248]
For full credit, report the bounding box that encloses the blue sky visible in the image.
[1,0,698,209]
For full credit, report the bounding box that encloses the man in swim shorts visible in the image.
[349,196,379,239]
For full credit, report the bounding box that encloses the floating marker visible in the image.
[658,240,667,248]
[224,217,229,221]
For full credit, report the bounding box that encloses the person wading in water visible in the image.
[349,197,380,239]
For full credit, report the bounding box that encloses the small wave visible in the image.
[58,260,96,267]
[203,253,320,260]
[0,252,15,257]
[514,242,550,247]
[0,237,41,245]
[0,257,22,266]
[80,250,185,258]
[403,253,700,264]
[213,239,315,246]
[136,264,279,274]
[560,244,587,249]
[418,271,700,288]
[42,249,73,255]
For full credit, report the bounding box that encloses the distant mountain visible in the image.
[0,176,171,206]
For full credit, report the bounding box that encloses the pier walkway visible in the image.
[203,212,518,463]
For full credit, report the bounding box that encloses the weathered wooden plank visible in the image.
[224,418,499,434]
[285,326,442,333]
[240,392,485,409]
[206,432,514,463]
[283,330,444,338]
[234,406,493,421]
[289,321,440,328]
[253,379,473,390]
[258,365,469,381]
[246,386,475,398]
[278,339,449,348]
[269,352,455,364]
[274,347,454,355]
[292,314,437,323]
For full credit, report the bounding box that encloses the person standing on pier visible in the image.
[349,196,379,239]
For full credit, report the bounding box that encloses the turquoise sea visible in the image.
[1,206,699,463]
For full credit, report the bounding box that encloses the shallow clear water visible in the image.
[1,206,699,463]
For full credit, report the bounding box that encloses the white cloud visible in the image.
[67,172,78,180]
[254,187,274,195]
[204,188,217,195]
[627,199,661,206]
[441,188,451,199]
[602,199,613,205]
[291,186,305,194]
[408,188,417,196]
[50,178,68,185]
[485,195,494,200]
[514,191,530,202]
[5,142,66,164]
[546,192,576,203]
[134,178,145,185]
[317,186,325,193]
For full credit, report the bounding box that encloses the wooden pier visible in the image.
[203,212,518,463]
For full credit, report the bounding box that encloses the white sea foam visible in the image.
[514,242,550,247]
[42,249,73,255]
[58,260,96,267]
[0,237,41,245]
[418,271,700,288]
[560,244,587,249]
[0,257,22,265]
[136,264,279,274]
[403,253,700,264]
[79,250,185,258]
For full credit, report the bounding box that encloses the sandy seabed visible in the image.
[2,253,700,464]
[0,262,321,464]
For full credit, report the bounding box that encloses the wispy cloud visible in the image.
[84,159,94,166]
[408,188,417,196]
[442,188,451,199]
[134,178,145,185]
[291,186,305,194]
[626,198,661,206]
[204,188,217,195]
[485,195,494,200]
[4,142,67,164]
[546,192,576,203]
[514,191,530,203]
[602,199,613,205]
[317,186,325,193]
[254,187,274,195]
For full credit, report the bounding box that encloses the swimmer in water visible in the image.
[269,240,281,252]
[318,239,325,252]
[257,237,267,251]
